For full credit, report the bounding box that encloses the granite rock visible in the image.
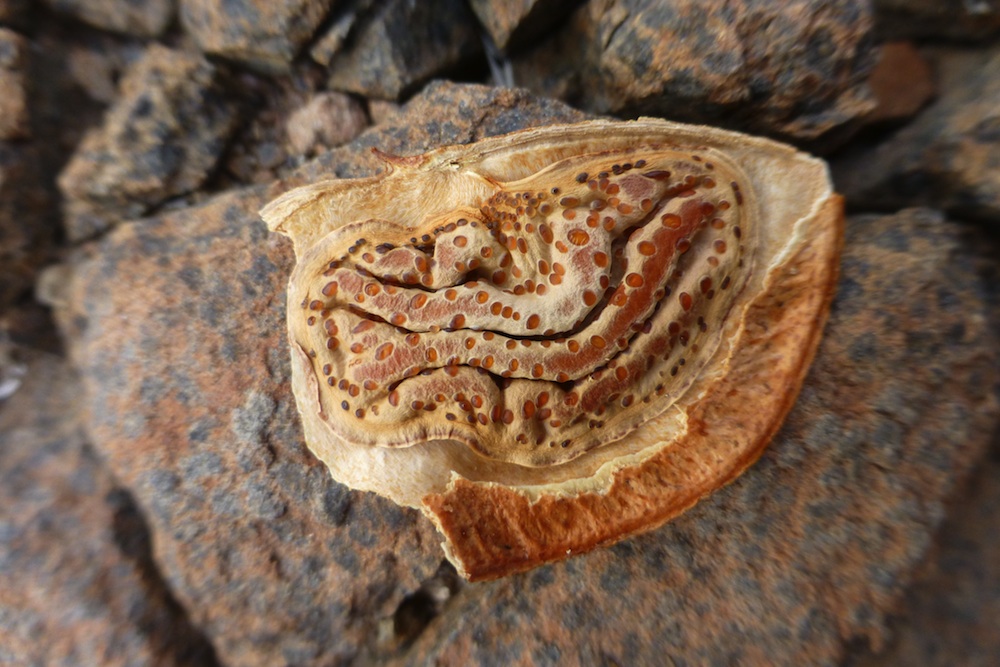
[852,442,1000,667]
[57,72,1000,663]
[55,83,589,667]
[391,208,1000,665]
[326,0,483,100]
[864,42,934,125]
[0,143,51,310]
[833,47,1000,224]
[469,0,578,51]
[43,0,174,38]
[514,0,876,144]
[874,0,1000,41]
[57,44,242,241]
[0,27,29,140]
[0,0,28,25]
[285,91,369,157]
[181,0,336,71]
[0,354,217,666]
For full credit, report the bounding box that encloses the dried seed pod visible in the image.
[262,119,843,580]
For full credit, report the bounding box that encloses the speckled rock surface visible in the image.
[874,0,1000,41]
[285,91,369,157]
[181,0,335,71]
[0,27,29,140]
[44,0,174,37]
[285,81,587,186]
[833,46,1000,224]
[469,0,576,51]
[388,208,999,666]
[326,0,482,100]
[55,84,591,667]
[55,71,1000,663]
[513,0,876,144]
[57,44,242,241]
[0,0,28,24]
[0,143,51,310]
[852,442,1000,667]
[0,354,217,667]
[865,42,934,125]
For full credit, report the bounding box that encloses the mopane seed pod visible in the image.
[261,119,843,580]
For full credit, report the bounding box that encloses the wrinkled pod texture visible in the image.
[263,119,842,579]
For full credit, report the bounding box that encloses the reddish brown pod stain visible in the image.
[276,140,752,467]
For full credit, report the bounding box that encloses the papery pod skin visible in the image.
[262,118,843,580]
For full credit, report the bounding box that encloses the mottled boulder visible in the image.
[0,0,28,25]
[833,47,1000,224]
[0,354,216,667]
[285,91,369,157]
[57,70,1000,664]
[181,0,336,71]
[43,0,174,38]
[854,446,1000,667]
[469,0,577,51]
[284,81,586,186]
[391,208,1000,666]
[0,143,52,310]
[0,27,29,140]
[874,0,1000,41]
[514,0,876,144]
[864,42,935,125]
[58,44,241,241]
[55,84,587,667]
[326,0,482,100]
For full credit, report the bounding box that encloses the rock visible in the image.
[513,0,877,144]
[0,354,217,666]
[0,0,28,25]
[469,0,577,51]
[43,0,174,38]
[0,27,29,140]
[181,0,336,71]
[391,208,1000,665]
[57,44,242,241]
[326,0,483,100]
[55,83,588,666]
[0,143,52,310]
[833,47,1000,224]
[309,0,376,68]
[284,81,587,186]
[874,0,1000,41]
[852,444,1000,667]
[864,42,935,125]
[285,91,368,157]
[58,71,1000,662]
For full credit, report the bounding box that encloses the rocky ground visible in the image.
[1,1,999,665]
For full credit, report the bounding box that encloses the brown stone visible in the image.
[57,44,242,241]
[326,0,482,100]
[469,0,578,51]
[54,83,588,666]
[852,442,1000,667]
[0,143,51,310]
[55,73,1000,661]
[180,0,336,71]
[0,354,216,666]
[43,0,174,38]
[391,208,1000,664]
[0,0,28,25]
[865,42,935,125]
[833,46,1000,223]
[513,0,877,144]
[875,0,1000,41]
[0,27,29,140]
[285,91,369,157]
